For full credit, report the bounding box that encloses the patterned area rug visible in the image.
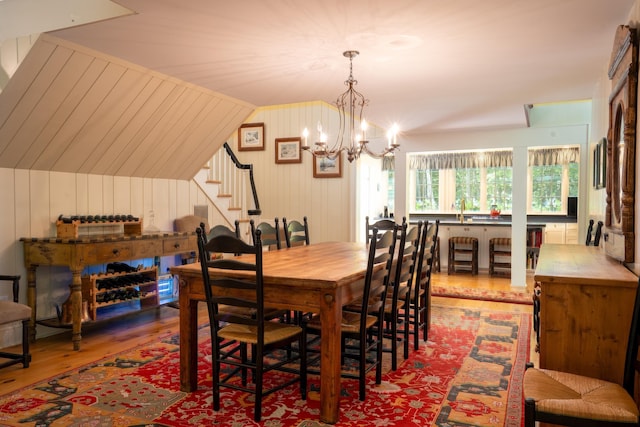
[0,305,530,426]
[432,286,533,305]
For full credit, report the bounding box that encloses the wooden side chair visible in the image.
[303,226,397,400]
[383,221,420,371]
[523,279,640,427]
[282,217,310,247]
[250,218,281,250]
[409,219,439,350]
[0,275,31,369]
[196,228,306,422]
[365,215,397,244]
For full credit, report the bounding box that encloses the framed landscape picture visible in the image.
[238,123,265,151]
[313,154,342,178]
[275,137,302,164]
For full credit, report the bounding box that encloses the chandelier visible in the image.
[301,50,399,163]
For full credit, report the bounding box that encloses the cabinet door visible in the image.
[565,223,578,245]
[544,223,565,244]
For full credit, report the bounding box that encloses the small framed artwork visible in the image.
[598,137,607,189]
[593,137,607,189]
[238,123,265,151]
[275,137,302,164]
[313,154,342,178]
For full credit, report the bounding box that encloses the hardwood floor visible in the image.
[0,270,538,395]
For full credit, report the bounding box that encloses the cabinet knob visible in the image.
[174,243,181,249]
[112,249,119,256]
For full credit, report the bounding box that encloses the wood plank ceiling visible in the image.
[0,33,255,180]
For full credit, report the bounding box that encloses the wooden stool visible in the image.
[489,237,511,276]
[448,237,478,275]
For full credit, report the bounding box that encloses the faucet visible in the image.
[459,198,465,223]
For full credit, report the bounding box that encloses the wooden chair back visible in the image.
[282,217,310,247]
[250,218,281,250]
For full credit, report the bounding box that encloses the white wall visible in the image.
[231,102,387,244]
[0,167,226,345]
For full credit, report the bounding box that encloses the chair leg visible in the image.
[524,398,536,427]
[21,319,30,368]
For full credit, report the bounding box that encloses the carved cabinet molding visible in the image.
[605,25,637,263]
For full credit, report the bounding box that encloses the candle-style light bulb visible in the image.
[302,128,309,147]
[360,119,368,142]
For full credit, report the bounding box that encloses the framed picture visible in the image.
[238,123,265,151]
[593,137,607,189]
[313,154,342,178]
[275,137,302,164]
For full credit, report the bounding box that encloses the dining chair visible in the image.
[303,226,397,401]
[200,220,240,259]
[382,221,420,371]
[250,218,282,250]
[408,220,437,350]
[522,277,640,427]
[282,217,310,247]
[196,228,306,422]
[0,275,31,369]
[198,223,285,321]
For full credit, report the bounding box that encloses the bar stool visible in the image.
[489,237,511,276]
[448,236,478,275]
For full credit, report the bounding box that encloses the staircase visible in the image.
[193,142,261,235]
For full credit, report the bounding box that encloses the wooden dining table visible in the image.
[169,241,374,424]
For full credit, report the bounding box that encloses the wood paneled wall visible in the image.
[0,167,226,341]
[230,101,387,246]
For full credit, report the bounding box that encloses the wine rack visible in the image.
[81,266,158,321]
[56,215,143,239]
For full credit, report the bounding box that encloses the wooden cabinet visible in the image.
[535,244,638,385]
[21,232,198,350]
[82,267,158,321]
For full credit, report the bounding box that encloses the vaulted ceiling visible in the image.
[0,0,635,179]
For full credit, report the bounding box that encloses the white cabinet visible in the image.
[544,223,579,245]
[565,223,579,245]
[440,224,509,271]
[544,223,566,244]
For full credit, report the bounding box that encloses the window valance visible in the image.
[528,147,579,166]
[408,146,579,170]
[409,150,513,170]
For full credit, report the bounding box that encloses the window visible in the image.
[414,169,439,211]
[486,167,513,211]
[530,165,563,212]
[455,168,481,211]
[408,146,579,215]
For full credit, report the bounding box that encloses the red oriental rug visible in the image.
[432,286,533,305]
[0,305,530,426]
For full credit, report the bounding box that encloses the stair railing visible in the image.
[209,142,261,218]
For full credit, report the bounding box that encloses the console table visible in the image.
[21,232,197,350]
[534,243,638,385]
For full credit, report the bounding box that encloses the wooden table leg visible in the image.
[319,290,341,424]
[70,267,83,351]
[26,267,37,343]
[179,276,199,392]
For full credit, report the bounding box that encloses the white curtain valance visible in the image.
[528,147,580,166]
[408,147,579,170]
[409,150,513,170]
